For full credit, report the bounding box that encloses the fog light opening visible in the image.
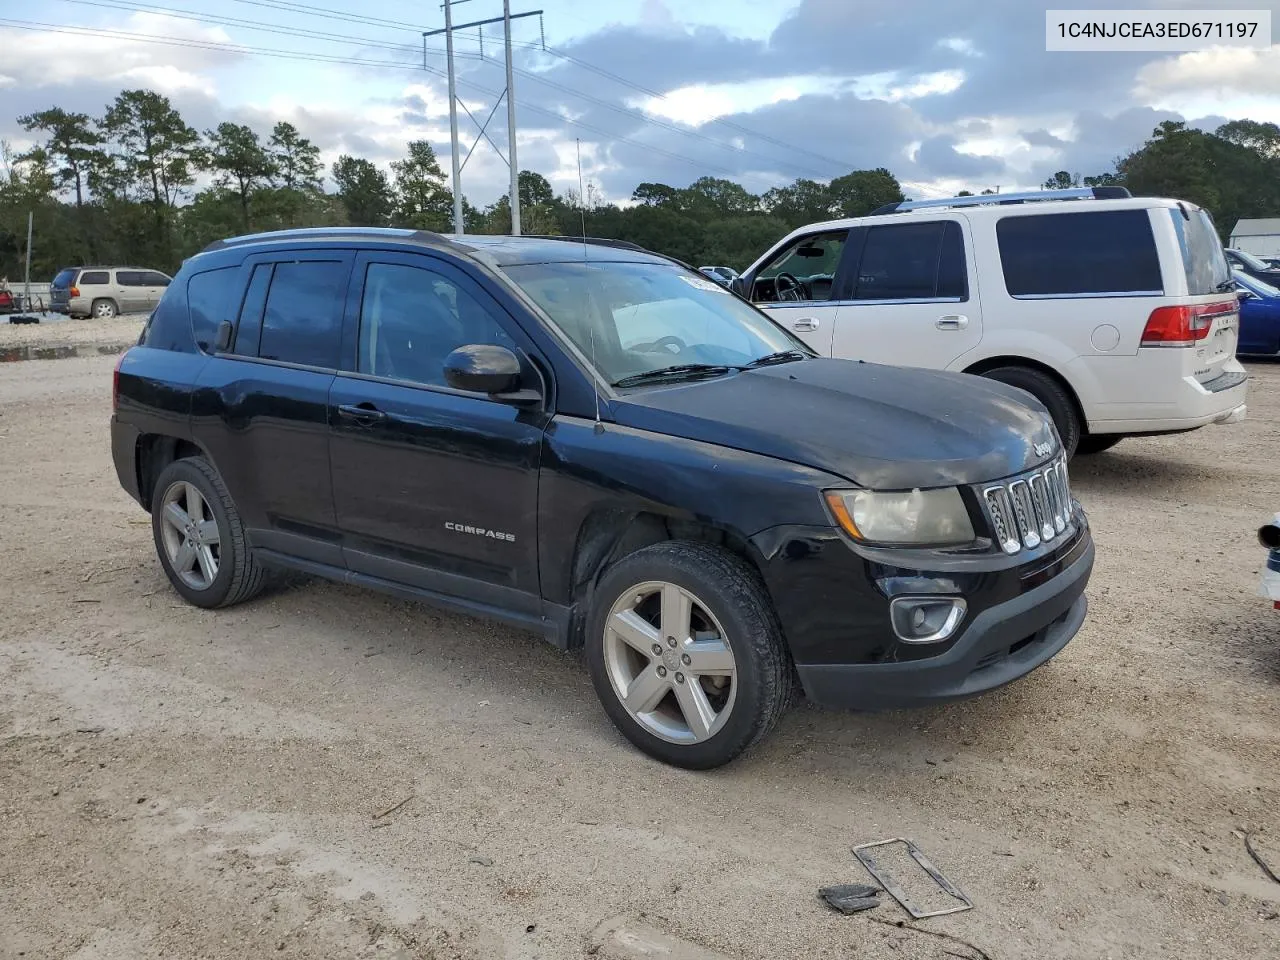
[890,596,967,644]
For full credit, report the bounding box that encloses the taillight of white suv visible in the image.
[1140,300,1238,347]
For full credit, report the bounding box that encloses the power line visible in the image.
[0,16,746,179]
[53,0,840,179]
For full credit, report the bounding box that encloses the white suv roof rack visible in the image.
[871,186,1132,216]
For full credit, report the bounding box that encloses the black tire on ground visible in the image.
[584,540,794,769]
[92,298,118,319]
[1075,434,1125,455]
[980,366,1082,458]
[151,456,266,609]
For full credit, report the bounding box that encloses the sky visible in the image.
[1,0,1279,207]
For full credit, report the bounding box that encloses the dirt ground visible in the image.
[1,354,1278,960]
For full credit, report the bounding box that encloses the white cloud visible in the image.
[1137,45,1280,99]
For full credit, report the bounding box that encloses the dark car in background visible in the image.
[1235,271,1280,358]
[110,227,1094,769]
[1226,248,1280,286]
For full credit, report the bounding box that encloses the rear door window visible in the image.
[142,271,172,287]
[79,270,109,285]
[1170,208,1232,296]
[116,271,146,287]
[997,210,1163,297]
[256,259,350,368]
[853,221,968,301]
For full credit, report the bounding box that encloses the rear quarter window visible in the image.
[997,210,1163,298]
[79,270,109,285]
[188,267,239,354]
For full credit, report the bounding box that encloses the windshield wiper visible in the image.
[611,364,734,388]
[1216,278,1238,292]
[745,349,810,368]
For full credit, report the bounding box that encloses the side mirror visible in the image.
[444,344,536,402]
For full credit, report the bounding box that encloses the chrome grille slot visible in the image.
[984,486,1020,555]
[1008,480,1040,549]
[980,457,1073,555]
[1027,474,1055,541]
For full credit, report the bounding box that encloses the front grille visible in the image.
[981,458,1072,555]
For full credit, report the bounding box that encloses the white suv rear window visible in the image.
[997,210,1162,298]
[1169,207,1232,296]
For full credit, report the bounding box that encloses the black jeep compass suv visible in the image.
[111,228,1094,768]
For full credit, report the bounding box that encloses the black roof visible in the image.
[200,227,675,267]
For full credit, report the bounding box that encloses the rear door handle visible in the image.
[936,315,969,330]
[337,403,387,424]
[792,317,820,332]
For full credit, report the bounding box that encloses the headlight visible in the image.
[824,487,975,546]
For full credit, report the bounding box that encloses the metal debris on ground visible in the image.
[853,838,973,919]
[818,883,881,914]
[1244,833,1280,885]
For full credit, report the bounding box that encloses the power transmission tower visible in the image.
[424,1,543,235]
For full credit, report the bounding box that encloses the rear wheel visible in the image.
[151,457,265,609]
[980,366,1081,458]
[92,298,118,319]
[1075,434,1124,455]
[585,541,793,769]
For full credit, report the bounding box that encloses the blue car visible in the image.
[1235,270,1280,358]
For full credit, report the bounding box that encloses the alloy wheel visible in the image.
[602,581,737,744]
[159,481,221,590]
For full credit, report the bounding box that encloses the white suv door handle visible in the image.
[792,317,820,332]
[936,315,969,330]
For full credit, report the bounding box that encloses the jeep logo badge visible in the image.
[1033,441,1053,457]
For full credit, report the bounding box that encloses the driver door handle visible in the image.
[936,314,969,330]
[337,402,387,425]
[792,317,820,332]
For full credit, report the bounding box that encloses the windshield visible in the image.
[1237,270,1280,298]
[1170,209,1231,295]
[502,261,806,384]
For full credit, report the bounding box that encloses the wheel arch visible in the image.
[564,508,759,649]
[135,433,212,510]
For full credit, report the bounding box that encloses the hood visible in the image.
[609,359,1059,489]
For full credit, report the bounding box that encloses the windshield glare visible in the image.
[502,261,806,384]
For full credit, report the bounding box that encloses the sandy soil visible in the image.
[1,355,1278,960]
[1,315,146,348]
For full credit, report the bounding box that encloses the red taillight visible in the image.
[1141,300,1237,347]
[70,286,80,298]
[112,352,124,411]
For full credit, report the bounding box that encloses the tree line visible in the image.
[3,87,1279,282]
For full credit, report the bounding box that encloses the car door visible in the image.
[328,250,547,612]
[743,230,852,354]
[190,250,354,566]
[113,270,148,313]
[141,270,172,311]
[830,218,982,370]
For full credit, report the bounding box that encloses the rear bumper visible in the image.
[796,536,1093,710]
[111,415,145,508]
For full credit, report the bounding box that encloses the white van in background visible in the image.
[734,187,1247,457]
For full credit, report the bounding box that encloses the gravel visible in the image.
[1,354,1278,959]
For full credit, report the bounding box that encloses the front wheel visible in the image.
[585,541,794,769]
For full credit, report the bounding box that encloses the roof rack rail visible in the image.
[870,185,1131,216]
[524,234,694,270]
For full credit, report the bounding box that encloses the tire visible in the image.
[92,298,118,319]
[584,541,794,769]
[980,366,1081,458]
[1075,434,1124,455]
[151,456,265,609]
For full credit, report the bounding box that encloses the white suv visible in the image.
[735,187,1247,456]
